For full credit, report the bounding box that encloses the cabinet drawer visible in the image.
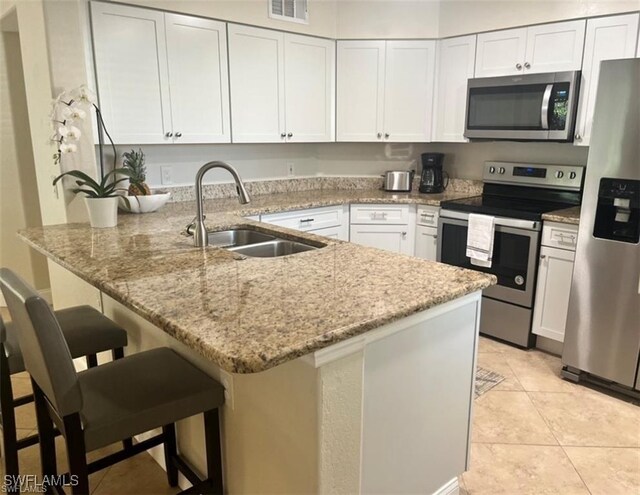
[416,205,439,227]
[542,222,579,251]
[350,204,411,225]
[261,205,345,232]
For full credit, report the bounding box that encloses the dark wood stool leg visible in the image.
[203,409,223,495]
[1,348,20,490]
[63,414,89,495]
[32,381,57,492]
[162,423,179,487]
[85,354,98,369]
[111,348,133,451]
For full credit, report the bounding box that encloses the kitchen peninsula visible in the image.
[19,193,495,495]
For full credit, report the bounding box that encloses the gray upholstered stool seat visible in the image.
[3,305,128,374]
[79,347,224,452]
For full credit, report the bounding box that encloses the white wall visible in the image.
[0,29,50,291]
[115,0,339,37]
[336,0,440,38]
[438,0,640,38]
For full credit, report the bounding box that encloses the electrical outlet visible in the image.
[287,162,295,176]
[161,166,173,185]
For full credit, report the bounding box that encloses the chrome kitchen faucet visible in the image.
[187,161,250,247]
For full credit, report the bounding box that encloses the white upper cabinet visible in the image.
[475,28,527,77]
[383,41,436,142]
[575,13,640,146]
[91,4,231,144]
[91,3,171,144]
[524,20,586,74]
[228,24,335,143]
[337,40,435,142]
[475,20,585,77]
[432,35,477,142]
[228,25,285,143]
[164,14,230,144]
[284,34,335,143]
[337,41,386,142]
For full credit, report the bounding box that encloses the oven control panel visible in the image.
[484,162,584,191]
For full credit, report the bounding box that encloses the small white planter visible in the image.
[84,197,118,228]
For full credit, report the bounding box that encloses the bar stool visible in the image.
[1,301,128,478]
[0,268,225,495]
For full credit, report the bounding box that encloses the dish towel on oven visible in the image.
[466,214,495,268]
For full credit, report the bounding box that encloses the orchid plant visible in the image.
[51,85,132,200]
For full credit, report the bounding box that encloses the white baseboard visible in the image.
[0,287,52,308]
[434,477,460,495]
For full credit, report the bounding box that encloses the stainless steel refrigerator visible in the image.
[562,58,640,395]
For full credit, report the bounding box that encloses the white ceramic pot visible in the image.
[84,197,118,228]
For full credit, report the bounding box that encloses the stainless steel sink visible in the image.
[207,229,276,248]
[207,228,322,257]
[228,240,317,257]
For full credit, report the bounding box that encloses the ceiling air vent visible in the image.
[269,0,308,24]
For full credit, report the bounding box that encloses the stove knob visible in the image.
[556,171,564,179]
[489,166,496,174]
[569,172,577,179]
[498,167,506,174]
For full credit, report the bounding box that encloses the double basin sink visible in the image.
[208,228,324,258]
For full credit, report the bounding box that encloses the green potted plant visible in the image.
[50,85,133,228]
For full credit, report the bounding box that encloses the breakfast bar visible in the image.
[19,199,494,494]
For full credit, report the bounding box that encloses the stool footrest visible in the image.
[87,434,165,474]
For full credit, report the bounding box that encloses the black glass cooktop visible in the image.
[441,194,578,221]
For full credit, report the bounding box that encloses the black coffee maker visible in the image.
[419,153,448,194]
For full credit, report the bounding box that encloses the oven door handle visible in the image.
[439,210,541,231]
[541,84,553,130]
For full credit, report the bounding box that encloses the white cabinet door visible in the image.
[475,28,527,77]
[165,14,230,144]
[415,225,438,261]
[383,40,436,142]
[91,3,171,144]
[337,41,386,142]
[432,35,476,142]
[532,246,576,343]
[284,35,335,143]
[524,20,586,74]
[575,14,639,146]
[228,24,285,143]
[350,224,413,255]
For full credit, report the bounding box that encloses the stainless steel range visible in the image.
[437,161,584,347]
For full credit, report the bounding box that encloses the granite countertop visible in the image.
[19,188,495,374]
[542,206,581,225]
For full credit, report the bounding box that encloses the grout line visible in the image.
[560,444,593,495]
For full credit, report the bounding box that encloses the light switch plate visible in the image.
[161,166,173,185]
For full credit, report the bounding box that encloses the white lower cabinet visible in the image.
[260,205,349,241]
[414,205,440,261]
[349,204,415,255]
[532,223,579,343]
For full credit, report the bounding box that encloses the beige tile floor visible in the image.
[2,302,639,494]
[461,336,640,495]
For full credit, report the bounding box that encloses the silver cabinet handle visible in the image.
[299,218,314,223]
[401,232,407,238]
[165,132,173,138]
[377,132,382,139]
[575,133,581,140]
[384,133,390,139]
[281,133,286,138]
[287,132,293,138]
[524,62,531,69]
[540,255,546,259]
[516,63,523,70]
[175,132,182,138]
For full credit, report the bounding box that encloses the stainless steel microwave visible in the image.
[464,71,580,142]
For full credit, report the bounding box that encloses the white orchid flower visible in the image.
[59,143,78,154]
[70,85,97,106]
[58,125,82,141]
[61,105,86,122]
